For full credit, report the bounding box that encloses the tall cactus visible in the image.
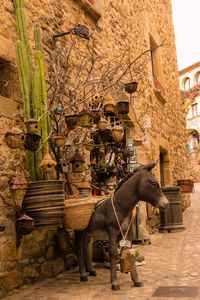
[14,0,50,181]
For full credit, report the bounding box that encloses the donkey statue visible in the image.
[75,160,169,290]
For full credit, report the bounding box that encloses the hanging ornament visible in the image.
[70,152,85,173]
[53,103,62,115]
[24,133,41,151]
[92,94,103,104]
[4,128,25,149]
[77,108,94,127]
[97,117,107,131]
[103,95,115,113]
[39,152,57,173]
[124,82,138,94]
[24,119,39,134]
[64,114,79,130]
[111,125,124,142]
[84,138,95,151]
[54,134,66,147]
[117,101,129,115]
[9,176,28,210]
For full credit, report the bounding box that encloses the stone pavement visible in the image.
[3,184,200,300]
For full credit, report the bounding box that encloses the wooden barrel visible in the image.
[23,180,66,229]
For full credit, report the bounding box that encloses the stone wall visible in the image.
[0,0,188,296]
[186,150,200,182]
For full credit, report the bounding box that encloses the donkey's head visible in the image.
[137,160,169,210]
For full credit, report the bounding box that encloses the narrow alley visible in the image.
[3,184,200,300]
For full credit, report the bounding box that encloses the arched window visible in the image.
[196,72,200,84]
[184,78,190,91]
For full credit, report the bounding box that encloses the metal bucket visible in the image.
[23,180,66,229]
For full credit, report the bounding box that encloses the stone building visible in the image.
[179,61,200,182]
[0,0,188,296]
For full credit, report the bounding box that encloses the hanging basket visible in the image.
[24,133,41,151]
[97,117,107,131]
[64,114,78,130]
[4,128,25,149]
[125,82,138,94]
[117,101,129,114]
[63,200,96,231]
[16,214,34,236]
[54,134,66,147]
[103,95,115,113]
[77,109,94,127]
[9,176,28,210]
[92,109,101,124]
[111,125,124,142]
[25,119,39,134]
[39,153,57,173]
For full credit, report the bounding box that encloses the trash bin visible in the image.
[159,186,186,232]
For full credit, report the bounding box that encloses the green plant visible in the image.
[14,0,50,181]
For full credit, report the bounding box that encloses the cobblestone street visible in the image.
[3,184,200,300]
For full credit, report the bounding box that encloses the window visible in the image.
[196,72,200,84]
[184,78,190,91]
[191,103,198,117]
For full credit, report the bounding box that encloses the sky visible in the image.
[171,0,200,71]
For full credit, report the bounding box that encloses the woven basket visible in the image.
[63,200,95,231]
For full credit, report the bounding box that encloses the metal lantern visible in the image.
[103,95,115,113]
[111,125,124,142]
[97,117,107,131]
[4,128,25,149]
[39,153,57,173]
[54,134,66,147]
[125,82,138,94]
[70,152,85,173]
[25,119,39,134]
[9,176,28,210]
[24,133,41,151]
[77,109,94,127]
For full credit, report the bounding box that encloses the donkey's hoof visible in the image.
[134,281,144,287]
[111,284,120,290]
[89,271,97,276]
[80,276,88,282]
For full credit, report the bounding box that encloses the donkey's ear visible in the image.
[145,159,159,171]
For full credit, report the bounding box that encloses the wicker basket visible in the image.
[111,125,124,142]
[63,200,95,231]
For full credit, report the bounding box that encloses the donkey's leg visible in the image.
[83,233,97,276]
[108,227,120,290]
[75,230,88,282]
[127,227,144,287]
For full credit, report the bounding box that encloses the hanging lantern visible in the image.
[70,152,85,173]
[120,247,133,273]
[97,117,107,131]
[64,114,78,130]
[111,125,124,142]
[84,138,95,151]
[24,119,39,134]
[54,134,66,147]
[103,95,115,113]
[117,101,129,115]
[24,133,41,151]
[4,128,25,149]
[16,214,34,236]
[77,108,94,127]
[9,176,28,210]
[39,152,57,173]
[92,94,103,104]
[125,82,138,94]
[77,182,92,197]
